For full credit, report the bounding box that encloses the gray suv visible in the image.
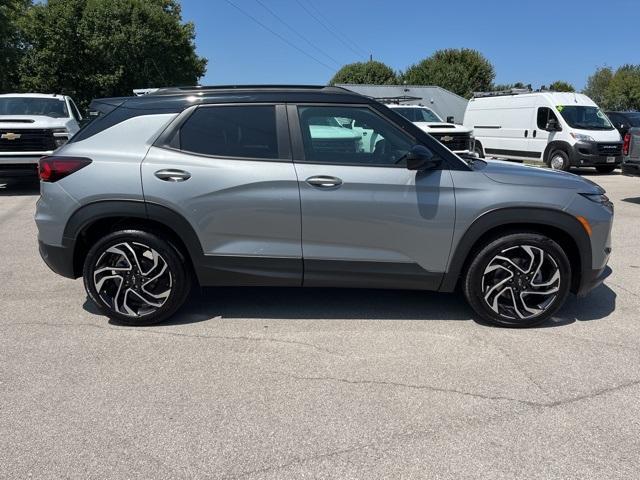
[35,85,613,327]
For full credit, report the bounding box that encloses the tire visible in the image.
[474,142,485,158]
[83,229,191,326]
[463,233,571,328]
[548,149,570,171]
[595,165,616,174]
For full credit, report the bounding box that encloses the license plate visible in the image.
[607,156,616,163]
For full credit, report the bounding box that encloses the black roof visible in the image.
[91,85,372,113]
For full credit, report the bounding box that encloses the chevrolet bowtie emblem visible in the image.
[1,132,21,140]
[440,136,453,142]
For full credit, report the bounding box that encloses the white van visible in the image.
[463,90,622,172]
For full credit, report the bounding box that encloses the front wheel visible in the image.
[548,150,570,171]
[463,233,571,327]
[83,230,191,325]
[595,165,616,174]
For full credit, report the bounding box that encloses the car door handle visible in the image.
[306,175,343,188]
[154,169,191,182]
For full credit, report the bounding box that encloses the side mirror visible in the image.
[406,145,439,170]
[546,119,561,132]
[446,116,455,123]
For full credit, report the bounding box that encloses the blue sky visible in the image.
[181,0,638,90]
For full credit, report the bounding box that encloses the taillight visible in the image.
[39,156,92,182]
[623,133,631,156]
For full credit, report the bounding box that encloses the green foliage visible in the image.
[491,82,529,91]
[329,60,397,86]
[549,80,575,92]
[401,49,495,98]
[18,0,207,108]
[0,0,31,92]
[583,65,640,110]
[583,67,614,106]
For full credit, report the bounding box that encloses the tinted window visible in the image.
[180,105,278,159]
[537,107,559,129]
[394,107,441,123]
[69,100,82,121]
[298,105,414,166]
[0,97,69,118]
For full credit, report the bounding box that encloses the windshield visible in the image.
[0,97,69,118]
[557,105,613,131]
[394,107,442,123]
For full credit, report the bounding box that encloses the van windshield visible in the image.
[0,97,69,118]
[557,105,613,131]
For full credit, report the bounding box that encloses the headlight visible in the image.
[570,132,594,142]
[580,193,613,209]
[52,128,69,148]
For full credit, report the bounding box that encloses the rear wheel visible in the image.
[548,150,570,171]
[595,165,616,174]
[463,233,571,327]
[83,230,191,325]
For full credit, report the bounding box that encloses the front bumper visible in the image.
[39,240,77,279]
[622,160,640,177]
[570,142,623,167]
[576,265,612,297]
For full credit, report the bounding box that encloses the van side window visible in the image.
[537,107,558,130]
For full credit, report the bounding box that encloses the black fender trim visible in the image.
[62,200,302,286]
[543,141,573,165]
[439,207,592,293]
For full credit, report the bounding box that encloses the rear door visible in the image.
[289,103,456,289]
[142,103,303,286]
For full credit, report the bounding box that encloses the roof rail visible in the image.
[373,95,422,104]
[146,85,351,95]
[473,88,533,98]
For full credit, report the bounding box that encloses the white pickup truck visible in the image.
[386,104,475,155]
[0,93,82,178]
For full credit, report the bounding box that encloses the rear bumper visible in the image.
[0,154,48,165]
[570,142,622,166]
[622,160,640,176]
[576,265,612,297]
[0,163,38,178]
[38,240,77,279]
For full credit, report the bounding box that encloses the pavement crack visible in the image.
[0,321,345,357]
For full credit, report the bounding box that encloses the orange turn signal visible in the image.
[576,215,592,237]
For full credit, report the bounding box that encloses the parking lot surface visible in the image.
[1,171,639,479]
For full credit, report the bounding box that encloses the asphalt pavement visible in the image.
[1,171,639,479]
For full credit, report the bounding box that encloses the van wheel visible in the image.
[474,142,484,158]
[548,150,570,171]
[463,233,571,328]
[595,165,616,174]
[83,230,191,326]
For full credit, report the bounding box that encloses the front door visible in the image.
[289,104,456,289]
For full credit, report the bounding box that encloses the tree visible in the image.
[329,60,397,85]
[583,67,613,106]
[18,0,207,108]
[604,65,640,111]
[0,0,31,92]
[549,80,575,92]
[401,48,495,98]
[491,82,529,91]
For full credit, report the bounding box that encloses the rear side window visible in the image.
[179,105,278,159]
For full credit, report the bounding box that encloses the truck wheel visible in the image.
[595,165,616,174]
[474,142,485,158]
[549,150,570,171]
[463,233,571,328]
[83,229,191,325]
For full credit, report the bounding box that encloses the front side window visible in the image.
[556,105,613,131]
[0,97,69,118]
[179,105,278,159]
[298,105,414,166]
[537,107,559,129]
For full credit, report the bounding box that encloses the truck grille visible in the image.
[0,128,56,152]
[597,143,622,156]
[431,132,472,152]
